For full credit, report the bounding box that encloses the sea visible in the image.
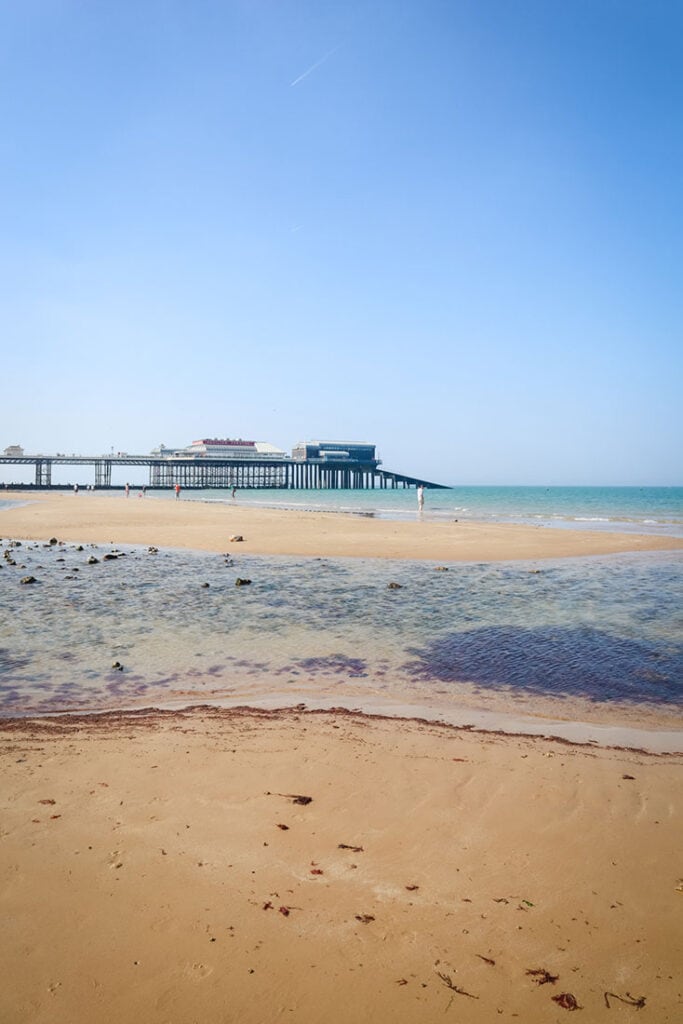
[175,484,683,537]
[1,487,682,750]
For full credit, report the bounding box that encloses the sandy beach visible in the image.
[2,490,683,561]
[2,492,682,1022]
[0,707,681,1023]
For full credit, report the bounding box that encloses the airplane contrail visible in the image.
[290,44,341,87]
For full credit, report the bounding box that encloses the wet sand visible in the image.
[2,493,682,1021]
[1,707,681,1023]
[2,490,683,561]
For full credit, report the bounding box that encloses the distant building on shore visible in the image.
[151,438,289,461]
[3,444,25,457]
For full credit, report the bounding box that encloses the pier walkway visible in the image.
[0,453,448,491]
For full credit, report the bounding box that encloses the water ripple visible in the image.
[403,626,682,705]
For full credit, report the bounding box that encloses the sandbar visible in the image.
[2,490,682,561]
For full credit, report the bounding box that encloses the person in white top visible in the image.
[417,485,424,511]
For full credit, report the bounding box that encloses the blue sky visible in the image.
[1,0,681,485]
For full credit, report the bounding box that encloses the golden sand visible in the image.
[2,489,682,561]
[1,708,681,1023]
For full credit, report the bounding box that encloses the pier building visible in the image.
[292,441,378,463]
[151,439,288,460]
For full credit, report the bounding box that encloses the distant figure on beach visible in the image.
[175,483,181,499]
[142,485,146,496]
[417,484,424,511]
[73,483,78,495]
[231,487,237,499]
[125,482,130,498]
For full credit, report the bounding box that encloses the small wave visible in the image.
[574,517,610,523]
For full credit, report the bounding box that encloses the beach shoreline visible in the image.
[2,490,682,742]
[2,490,683,561]
[2,491,682,1021]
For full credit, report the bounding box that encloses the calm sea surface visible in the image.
[1,525,681,742]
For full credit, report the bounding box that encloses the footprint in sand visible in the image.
[184,962,214,980]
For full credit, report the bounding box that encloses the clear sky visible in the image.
[1,0,681,485]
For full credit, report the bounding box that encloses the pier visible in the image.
[0,453,448,491]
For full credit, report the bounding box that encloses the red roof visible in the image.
[192,438,256,447]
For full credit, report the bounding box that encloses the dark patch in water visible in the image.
[285,654,368,676]
[404,626,683,706]
[0,649,32,673]
[0,687,23,699]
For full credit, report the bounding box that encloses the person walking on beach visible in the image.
[175,483,181,499]
[231,487,237,499]
[417,484,424,512]
[125,482,130,498]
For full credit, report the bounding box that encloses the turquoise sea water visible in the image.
[174,485,683,537]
